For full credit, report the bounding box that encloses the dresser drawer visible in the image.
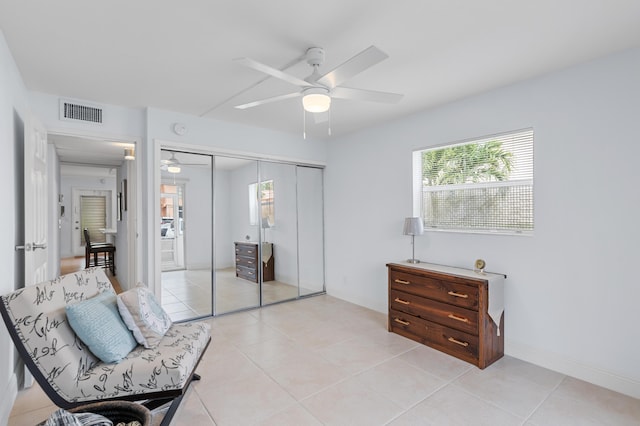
[235,244,258,257]
[235,256,258,269]
[390,308,479,363]
[236,265,258,282]
[390,289,478,335]
[390,269,479,310]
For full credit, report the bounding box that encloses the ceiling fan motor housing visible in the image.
[306,47,325,67]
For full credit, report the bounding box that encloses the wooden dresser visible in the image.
[235,242,275,283]
[387,262,505,369]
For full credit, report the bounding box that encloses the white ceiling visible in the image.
[2,1,640,140]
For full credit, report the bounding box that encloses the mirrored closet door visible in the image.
[213,156,261,314]
[160,150,213,321]
[297,166,325,296]
[161,150,325,319]
[258,161,299,305]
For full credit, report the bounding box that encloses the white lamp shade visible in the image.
[403,217,424,236]
[302,88,331,113]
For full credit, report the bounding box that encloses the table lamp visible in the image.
[403,217,424,263]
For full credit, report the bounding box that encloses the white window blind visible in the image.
[81,195,107,243]
[413,129,534,234]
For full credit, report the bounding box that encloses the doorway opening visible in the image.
[50,133,137,290]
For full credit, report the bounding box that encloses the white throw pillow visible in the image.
[117,283,172,348]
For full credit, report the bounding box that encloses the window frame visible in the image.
[413,128,534,236]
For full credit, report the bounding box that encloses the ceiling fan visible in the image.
[233,46,403,116]
[160,152,209,173]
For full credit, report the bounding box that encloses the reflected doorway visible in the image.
[160,183,185,271]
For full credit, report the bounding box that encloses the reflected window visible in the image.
[249,180,274,226]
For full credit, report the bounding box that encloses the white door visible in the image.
[18,115,49,386]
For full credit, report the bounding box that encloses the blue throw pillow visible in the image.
[65,290,137,363]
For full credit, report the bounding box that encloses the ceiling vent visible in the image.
[59,99,103,124]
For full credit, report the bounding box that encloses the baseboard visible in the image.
[0,373,18,425]
[185,262,212,271]
[506,338,639,399]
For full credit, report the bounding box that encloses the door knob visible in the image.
[15,243,32,251]
[32,243,47,250]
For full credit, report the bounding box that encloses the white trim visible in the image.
[506,338,640,399]
[154,139,327,169]
[0,373,18,425]
[45,127,139,145]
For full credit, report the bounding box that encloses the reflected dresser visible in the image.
[235,242,275,283]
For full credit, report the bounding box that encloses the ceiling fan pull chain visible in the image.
[303,108,307,140]
[328,108,332,136]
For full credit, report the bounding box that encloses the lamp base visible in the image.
[406,258,421,264]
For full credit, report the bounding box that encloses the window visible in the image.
[413,129,534,234]
[249,180,274,226]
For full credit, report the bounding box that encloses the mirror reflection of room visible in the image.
[160,152,325,320]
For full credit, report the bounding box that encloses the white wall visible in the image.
[0,29,30,425]
[325,48,640,397]
[47,147,61,278]
[214,168,233,268]
[29,91,145,138]
[174,164,213,270]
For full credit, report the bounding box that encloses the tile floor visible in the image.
[9,295,640,425]
[161,268,316,320]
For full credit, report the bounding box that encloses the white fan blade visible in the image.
[316,46,389,89]
[235,92,301,110]
[331,86,403,104]
[235,57,313,88]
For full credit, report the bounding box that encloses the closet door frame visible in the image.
[152,140,326,315]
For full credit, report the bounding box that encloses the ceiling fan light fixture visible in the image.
[302,88,331,113]
[167,165,181,174]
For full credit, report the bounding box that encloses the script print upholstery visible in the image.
[1,268,210,403]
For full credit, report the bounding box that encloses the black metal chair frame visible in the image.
[0,273,210,425]
[84,228,116,275]
[1,299,207,424]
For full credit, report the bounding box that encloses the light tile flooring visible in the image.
[161,268,313,320]
[9,295,640,425]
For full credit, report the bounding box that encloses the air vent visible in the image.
[59,99,103,124]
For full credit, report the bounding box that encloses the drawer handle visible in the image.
[448,337,469,347]
[247,250,253,254]
[448,314,469,323]
[247,261,253,264]
[394,298,410,305]
[394,279,410,285]
[394,318,410,326]
[447,291,469,298]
